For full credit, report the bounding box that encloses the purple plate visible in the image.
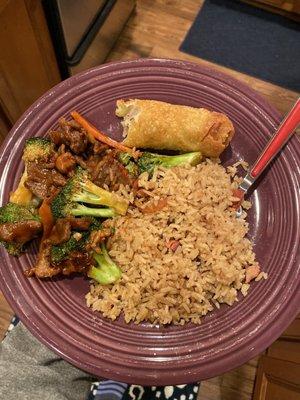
[0,59,299,385]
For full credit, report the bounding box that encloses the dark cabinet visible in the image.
[0,0,61,131]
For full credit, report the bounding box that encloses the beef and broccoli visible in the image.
[0,112,202,284]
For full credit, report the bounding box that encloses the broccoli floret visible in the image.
[126,162,139,177]
[118,152,132,165]
[118,152,139,177]
[137,151,202,175]
[0,203,41,256]
[51,167,128,220]
[22,138,54,163]
[88,243,122,285]
[50,235,86,265]
[0,203,40,224]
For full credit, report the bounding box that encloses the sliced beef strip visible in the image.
[73,148,110,172]
[46,217,92,246]
[48,219,72,245]
[58,251,93,276]
[25,161,67,200]
[74,155,88,170]
[72,148,133,189]
[25,239,60,278]
[84,154,101,173]
[89,151,132,191]
[49,118,88,154]
[86,228,112,252]
[66,217,92,231]
[0,220,42,244]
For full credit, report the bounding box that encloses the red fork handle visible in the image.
[251,98,300,178]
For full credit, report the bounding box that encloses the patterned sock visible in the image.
[122,383,200,400]
[93,380,128,399]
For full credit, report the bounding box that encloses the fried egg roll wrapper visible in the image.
[116,99,234,157]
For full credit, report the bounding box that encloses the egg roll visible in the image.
[116,99,234,157]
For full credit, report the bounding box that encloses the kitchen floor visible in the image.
[0,1,298,399]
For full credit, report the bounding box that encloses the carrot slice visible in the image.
[71,111,140,158]
[39,199,54,239]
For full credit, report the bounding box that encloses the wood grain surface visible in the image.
[0,0,61,124]
[0,292,12,341]
[0,1,299,398]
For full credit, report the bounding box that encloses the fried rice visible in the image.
[86,160,264,325]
